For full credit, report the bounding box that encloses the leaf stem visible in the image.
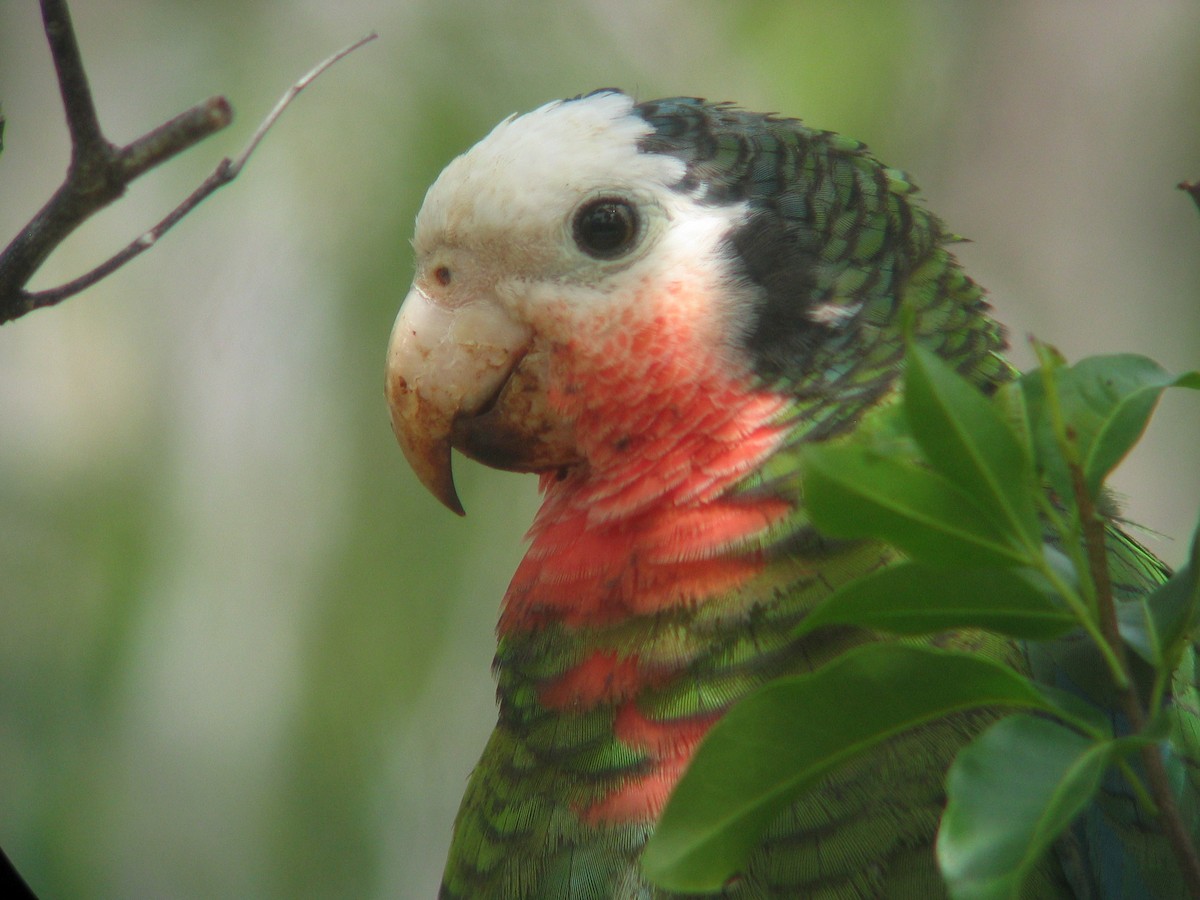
[1149,669,1171,721]
[1033,553,1127,685]
[1033,340,1200,894]
[1034,352,1093,590]
[1114,757,1159,817]
[1068,450,1200,895]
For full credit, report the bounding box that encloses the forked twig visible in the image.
[0,0,375,324]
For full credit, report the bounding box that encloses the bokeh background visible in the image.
[1,1,1198,897]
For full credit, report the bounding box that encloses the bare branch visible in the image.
[0,97,232,320]
[120,97,234,183]
[228,32,378,180]
[0,0,376,325]
[40,0,106,160]
[25,32,377,312]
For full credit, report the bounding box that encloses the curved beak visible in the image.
[385,286,532,515]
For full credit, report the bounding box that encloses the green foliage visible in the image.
[642,645,1058,892]
[645,343,1200,896]
[937,715,1129,900]
[905,344,1041,550]
[1121,521,1200,674]
[793,562,1075,640]
[1019,352,1200,510]
[804,443,1026,566]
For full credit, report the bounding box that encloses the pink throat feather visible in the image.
[495,291,793,823]
[499,297,791,633]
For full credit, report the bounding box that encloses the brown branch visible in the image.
[41,0,105,159]
[1069,453,1200,897]
[0,97,232,320]
[0,0,376,325]
[26,33,378,311]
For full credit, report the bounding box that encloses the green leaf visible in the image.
[1085,367,1200,499]
[1021,354,1200,501]
[804,442,1032,567]
[642,645,1054,893]
[938,715,1115,900]
[795,561,1076,639]
[1120,514,1200,669]
[905,343,1040,548]
[1018,349,1074,505]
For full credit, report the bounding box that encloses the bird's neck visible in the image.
[491,307,807,824]
[499,304,793,633]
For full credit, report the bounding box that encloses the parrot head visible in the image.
[385,90,758,515]
[386,90,997,515]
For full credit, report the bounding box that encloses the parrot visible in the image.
[384,90,1198,898]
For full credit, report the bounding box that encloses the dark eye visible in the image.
[572,198,639,259]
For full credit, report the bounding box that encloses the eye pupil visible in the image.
[434,266,452,286]
[573,198,638,259]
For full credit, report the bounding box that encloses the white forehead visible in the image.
[413,92,687,249]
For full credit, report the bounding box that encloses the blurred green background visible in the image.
[1,2,1198,897]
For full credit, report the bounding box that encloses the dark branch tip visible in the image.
[1178,180,1200,216]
